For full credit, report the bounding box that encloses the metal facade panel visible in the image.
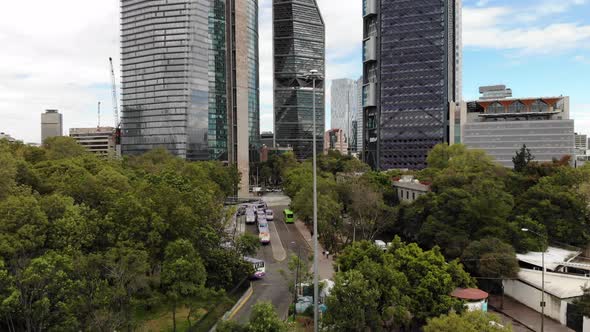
[273,0,325,160]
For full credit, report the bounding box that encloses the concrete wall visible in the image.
[504,279,566,324]
[583,316,590,332]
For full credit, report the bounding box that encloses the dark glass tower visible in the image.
[362,0,462,170]
[273,0,325,160]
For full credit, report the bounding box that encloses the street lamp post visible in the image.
[305,69,322,332]
[522,228,545,332]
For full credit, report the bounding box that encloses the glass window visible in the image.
[488,102,504,114]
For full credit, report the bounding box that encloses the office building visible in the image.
[479,85,513,100]
[324,128,349,155]
[362,0,462,170]
[331,78,359,151]
[120,0,259,195]
[69,127,117,156]
[273,0,325,160]
[355,76,363,154]
[462,96,574,167]
[41,109,63,142]
[575,133,588,155]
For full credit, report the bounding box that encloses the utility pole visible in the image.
[306,69,322,332]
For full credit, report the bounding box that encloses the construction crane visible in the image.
[109,57,122,155]
[109,57,120,128]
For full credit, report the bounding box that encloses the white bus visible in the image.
[244,257,265,278]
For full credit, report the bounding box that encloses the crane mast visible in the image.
[109,57,119,128]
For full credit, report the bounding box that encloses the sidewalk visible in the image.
[294,220,335,280]
[489,295,573,332]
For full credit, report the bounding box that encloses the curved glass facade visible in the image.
[273,0,325,160]
[121,0,211,160]
[121,0,260,174]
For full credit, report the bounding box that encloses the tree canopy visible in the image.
[0,139,249,331]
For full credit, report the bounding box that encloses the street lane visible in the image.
[232,202,311,323]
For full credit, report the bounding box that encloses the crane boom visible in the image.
[109,57,119,128]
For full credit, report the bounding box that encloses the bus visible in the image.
[283,209,294,224]
[245,208,256,224]
[244,257,265,278]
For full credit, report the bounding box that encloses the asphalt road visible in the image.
[233,203,311,324]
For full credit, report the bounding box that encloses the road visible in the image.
[232,195,312,323]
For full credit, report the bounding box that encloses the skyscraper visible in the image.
[273,0,325,160]
[330,78,358,153]
[120,0,259,194]
[362,0,462,170]
[355,76,364,153]
[41,109,63,142]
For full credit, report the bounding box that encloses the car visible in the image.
[375,240,387,251]
[257,213,266,223]
[266,210,274,221]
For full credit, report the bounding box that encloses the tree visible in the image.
[246,302,288,332]
[330,239,475,328]
[349,179,396,241]
[235,233,261,256]
[161,240,207,331]
[43,136,88,160]
[462,238,519,279]
[324,270,380,331]
[513,144,534,173]
[424,311,512,332]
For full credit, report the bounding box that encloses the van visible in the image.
[283,209,294,224]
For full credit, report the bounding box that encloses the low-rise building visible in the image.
[392,175,430,202]
[504,269,589,327]
[324,128,348,155]
[69,127,117,156]
[462,95,574,167]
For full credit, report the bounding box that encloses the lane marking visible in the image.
[228,283,254,320]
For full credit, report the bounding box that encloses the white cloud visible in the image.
[463,4,590,54]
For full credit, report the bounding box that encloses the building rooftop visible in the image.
[517,246,581,271]
[517,269,590,299]
[392,175,431,192]
[451,288,489,301]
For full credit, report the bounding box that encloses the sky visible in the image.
[0,0,589,143]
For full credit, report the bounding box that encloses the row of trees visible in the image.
[0,137,254,331]
[279,145,589,329]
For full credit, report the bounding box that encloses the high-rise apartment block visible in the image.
[463,96,574,167]
[273,0,325,160]
[120,0,259,195]
[41,109,63,143]
[362,0,462,170]
[70,127,117,156]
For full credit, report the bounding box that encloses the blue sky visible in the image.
[0,0,588,143]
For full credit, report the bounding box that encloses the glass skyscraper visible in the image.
[362,0,462,170]
[273,0,325,160]
[120,0,259,194]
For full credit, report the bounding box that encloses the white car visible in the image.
[266,210,274,221]
[375,240,387,251]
